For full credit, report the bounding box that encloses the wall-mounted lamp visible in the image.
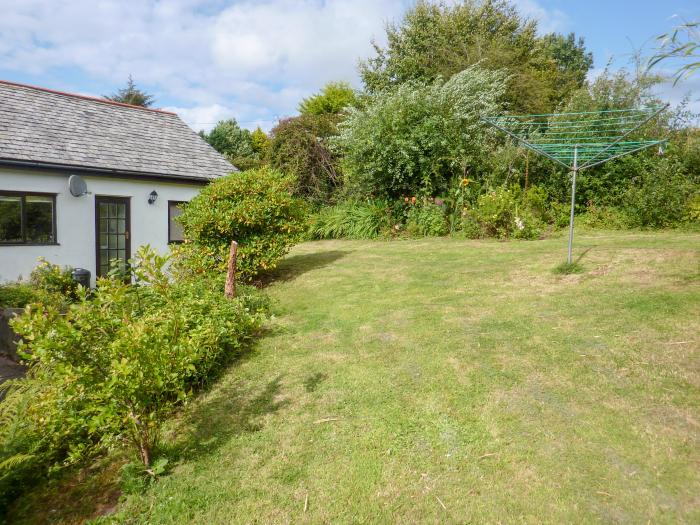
[148,190,158,205]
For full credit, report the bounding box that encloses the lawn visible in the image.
[12,230,700,524]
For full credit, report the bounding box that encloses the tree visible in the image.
[539,32,594,106]
[268,115,341,204]
[105,75,155,107]
[359,0,592,115]
[336,65,507,199]
[250,126,271,158]
[201,119,253,158]
[299,81,358,116]
[200,119,260,169]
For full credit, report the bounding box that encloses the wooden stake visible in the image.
[225,240,238,298]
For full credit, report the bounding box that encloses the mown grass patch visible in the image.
[9,231,700,524]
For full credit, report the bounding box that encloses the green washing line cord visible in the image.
[482,105,669,171]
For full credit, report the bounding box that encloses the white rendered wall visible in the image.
[0,168,205,285]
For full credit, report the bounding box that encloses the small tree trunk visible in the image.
[140,441,151,468]
[225,241,238,298]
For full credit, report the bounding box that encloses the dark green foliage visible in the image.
[174,167,308,280]
[299,82,358,116]
[539,32,594,107]
[267,115,342,204]
[309,200,393,239]
[405,201,448,237]
[622,157,698,227]
[200,119,260,170]
[0,284,37,309]
[359,0,591,114]
[578,205,630,230]
[105,75,154,107]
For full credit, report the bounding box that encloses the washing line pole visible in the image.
[482,104,668,264]
[567,145,578,264]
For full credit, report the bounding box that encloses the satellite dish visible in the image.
[68,175,88,197]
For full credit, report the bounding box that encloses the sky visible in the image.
[0,0,698,132]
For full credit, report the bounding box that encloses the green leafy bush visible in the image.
[309,200,393,239]
[459,186,545,240]
[336,65,507,199]
[174,168,308,281]
[0,247,269,510]
[29,258,79,301]
[0,284,37,309]
[579,205,631,229]
[405,201,447,237]
[622,158,697,227]
[267,115,342,204]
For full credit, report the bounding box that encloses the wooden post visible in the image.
[225,241,238,298]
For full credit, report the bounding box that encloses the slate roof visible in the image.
[0,80,235,182]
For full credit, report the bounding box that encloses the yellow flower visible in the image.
[461,178,471,186]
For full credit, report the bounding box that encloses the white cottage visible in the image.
[0,80,234,285]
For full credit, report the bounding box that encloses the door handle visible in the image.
[125,231,129,240]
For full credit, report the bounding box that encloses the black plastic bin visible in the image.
[71,268,91,289]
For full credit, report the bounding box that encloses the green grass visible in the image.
[11,231,700,524]
[553,260,585,274]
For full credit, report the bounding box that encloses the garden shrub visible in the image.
[0,247,269,511]
[405,200,447,237]
[622,158,697,228]
[459,186,545,240]
[174,167,308,281]
[267,114,343,204]
[0,284,37,309]
[336,65,507,199]
[29,258,79,302]
[309,200,393,239]
[579,205,631,230]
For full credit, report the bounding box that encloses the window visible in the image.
[168,201,185,243]
[0,192,56,244]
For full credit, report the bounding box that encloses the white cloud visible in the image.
[511,0,569,34]
[0,0,406,131]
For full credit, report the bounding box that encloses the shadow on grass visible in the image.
[162,370,289,465]
[259,250,349,287]
[552,247,593,275]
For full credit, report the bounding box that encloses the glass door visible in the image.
[95,196,130,277]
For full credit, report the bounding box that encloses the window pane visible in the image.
[0,196,22,242]
[25,196,54,243]
[168,202,185,242]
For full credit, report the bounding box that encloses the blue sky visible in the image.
[0,0,697,131]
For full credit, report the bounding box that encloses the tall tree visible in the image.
[105,75,155,107]
[539,32,594,106]
[200,119,253,158]
[359,0,590,115]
